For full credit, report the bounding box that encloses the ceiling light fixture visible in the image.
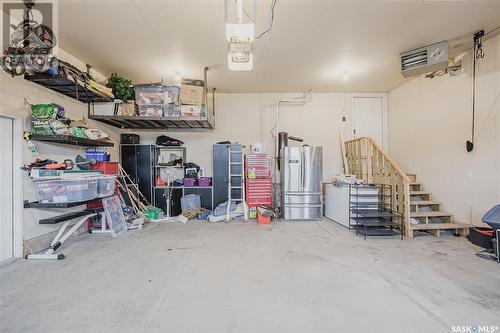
[226,0,254,71]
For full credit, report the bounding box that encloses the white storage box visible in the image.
[33,178,98,203]
[97,176,116,198]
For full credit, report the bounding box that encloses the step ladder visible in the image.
[226,146,248,221]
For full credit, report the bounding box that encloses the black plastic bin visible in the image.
[481,205,500,263]
[468,227,495,249]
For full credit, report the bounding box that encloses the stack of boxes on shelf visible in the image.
[133,79,205,119]
[179,79,206,119]
[135,84,181,117]
[245,153,273,219]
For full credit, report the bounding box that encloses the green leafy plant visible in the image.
[106,73,134,101]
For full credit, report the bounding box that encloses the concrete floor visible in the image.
[1,219,499,333]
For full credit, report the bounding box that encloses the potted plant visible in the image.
[106,73,135,116]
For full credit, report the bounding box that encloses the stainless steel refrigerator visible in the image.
[281,145,323,220]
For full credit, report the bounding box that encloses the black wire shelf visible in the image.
[30,134,114,147]
[89,114,214,130]
[24,73,113,104]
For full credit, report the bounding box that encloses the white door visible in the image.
[353,97,383,146]
[0,116,14,262]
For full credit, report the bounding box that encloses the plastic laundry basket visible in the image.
[482,205,500,230]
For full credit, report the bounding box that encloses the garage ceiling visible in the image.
[58,0,500,92]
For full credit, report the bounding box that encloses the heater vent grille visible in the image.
[400,41,448,78]
[401,49,428,70]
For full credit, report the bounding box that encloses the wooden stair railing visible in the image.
[345,137,411,238]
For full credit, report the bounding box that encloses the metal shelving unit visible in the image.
[24,73,112,104]
[152,146,214,214]
[30,134,114,147]
[349,184,403,240]
[154,146,186,179]
[88,114,214,130]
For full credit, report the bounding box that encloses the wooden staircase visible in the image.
[344,137,469,239]
[407,179,468,238]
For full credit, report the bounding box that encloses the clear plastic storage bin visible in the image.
[97,176,116,198]
[138,104,163,117]
[34,178,98,203]
[164,103,181,117]
[180,194,201,212]
[135,86,164,104]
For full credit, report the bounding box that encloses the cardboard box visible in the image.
[120,102,136,116]
[181,104,206,118]
[180,79,205,105]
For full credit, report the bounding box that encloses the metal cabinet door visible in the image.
[120,145,137,182]
[136,145,154,203]
[302,146,322,193]
[212,144,229,207]
[154,187,183,216]
[184,187,213,210]
[284,146,302,192]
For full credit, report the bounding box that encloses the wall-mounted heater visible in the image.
[400,40,449,78]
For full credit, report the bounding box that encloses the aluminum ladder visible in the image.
[226,145,248,221]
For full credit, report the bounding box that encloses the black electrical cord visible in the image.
[467,30,485,153]
[256,0,277,40]
[467,45,477,152]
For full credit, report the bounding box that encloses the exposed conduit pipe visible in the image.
[273,90,313,179]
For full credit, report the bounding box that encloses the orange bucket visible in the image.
[257,212,271,224]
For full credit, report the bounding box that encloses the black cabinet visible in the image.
[212,143,243,208]
[155,187,212,215]
[120,144,154,203]
[184,187,213,210]
[154,187,183,216]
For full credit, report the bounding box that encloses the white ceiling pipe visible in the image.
[274,90,313,180]
[237,0,243,23]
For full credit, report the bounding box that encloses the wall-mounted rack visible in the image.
[30,134,114,147]
[24,73,113,104]
[88,115,214,130]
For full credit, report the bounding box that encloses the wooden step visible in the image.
[410,200,440,206]
[410,182,423,191]
[410,191,432,200]
[412,223,467,230]
[410,211,452,218]
[411,222,469,237]
[410,191,430,196]
[411,211,453,225]
[410,200,441,212]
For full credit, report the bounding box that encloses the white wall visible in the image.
[388,34,500,226]
[1,50,385,245]
[134,92,386,183]
[0,49,119,242]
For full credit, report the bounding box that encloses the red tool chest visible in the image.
[245,153,273,208]
[246,178,273,208]
[245,154,271,178]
